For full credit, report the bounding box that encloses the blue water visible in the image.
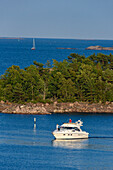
[0,113,113,169]
[0,38,113,75]
[1,39,113,169]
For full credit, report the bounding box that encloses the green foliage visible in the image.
[1,53,113,103]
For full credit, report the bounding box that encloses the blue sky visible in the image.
[0,0,113,39]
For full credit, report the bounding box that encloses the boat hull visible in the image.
[52,131,89,140]
[31,47,35,50]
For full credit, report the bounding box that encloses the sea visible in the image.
[0,38,113,170]
[0,38,113,75]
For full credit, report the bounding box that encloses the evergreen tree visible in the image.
[1,53,113,103]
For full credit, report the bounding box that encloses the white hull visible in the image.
[53,131,89,140]
[31,47,35,50]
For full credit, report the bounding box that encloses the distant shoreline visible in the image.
[0,37,24,39]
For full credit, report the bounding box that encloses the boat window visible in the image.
[74,127,80,131]
[60,127,80,131]
[61,127,73,130]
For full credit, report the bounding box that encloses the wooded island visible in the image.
[0,53,113,105]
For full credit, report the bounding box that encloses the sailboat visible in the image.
[31,38,36,50]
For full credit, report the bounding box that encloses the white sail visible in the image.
[31,38,36,50]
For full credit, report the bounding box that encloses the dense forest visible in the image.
[1,53,113,104]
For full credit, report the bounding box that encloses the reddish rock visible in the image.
[0,100,5,104]
[86,45,113,51]
[1,102,113,114]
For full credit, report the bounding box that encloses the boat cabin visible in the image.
[60,126,80,131]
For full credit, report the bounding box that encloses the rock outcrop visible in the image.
[1,101,113,114]
[0,102,51,115]
[86,45,113,51]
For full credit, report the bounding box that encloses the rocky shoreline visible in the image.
[0,101,113,114]
[86,45,113,51]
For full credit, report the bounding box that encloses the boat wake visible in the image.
[89,136,113,139]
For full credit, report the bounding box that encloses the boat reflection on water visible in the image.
[52,139,89,149]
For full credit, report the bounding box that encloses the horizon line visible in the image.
[0,36,113,41]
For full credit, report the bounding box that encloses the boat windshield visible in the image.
[60,127,80,131]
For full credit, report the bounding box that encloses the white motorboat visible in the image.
[52,119,89,140]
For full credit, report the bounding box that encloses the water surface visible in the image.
[0,38,113,75]
[0,113,113,169]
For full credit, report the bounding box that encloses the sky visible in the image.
[0,0,113,40]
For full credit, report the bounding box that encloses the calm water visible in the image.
[1,39,113,169]
[0,38,113,75]
[0,113,113,170]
